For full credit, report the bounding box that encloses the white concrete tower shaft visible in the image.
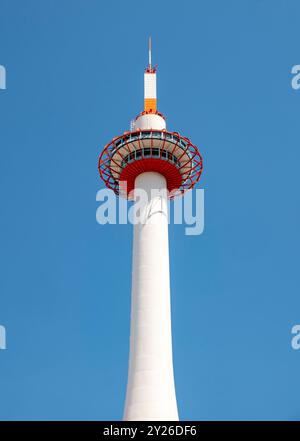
[123,171,179,421]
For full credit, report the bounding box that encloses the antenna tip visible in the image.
[148,36,152,69]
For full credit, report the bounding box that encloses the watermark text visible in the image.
[0,65,6,90]
[96,185,204,236]
[291,65,300,90]
[0,325,6,350]
[291,325,300,350]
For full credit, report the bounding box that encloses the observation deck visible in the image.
[98,129,203,198]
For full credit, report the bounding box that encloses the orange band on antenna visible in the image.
[144,98,157,112]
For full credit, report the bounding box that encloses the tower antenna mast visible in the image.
[148,36,152,70]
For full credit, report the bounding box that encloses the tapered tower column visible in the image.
[123,172,179,421]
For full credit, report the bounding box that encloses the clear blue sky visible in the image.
[0,0,299,421]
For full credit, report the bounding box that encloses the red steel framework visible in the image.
[98,129,203,198]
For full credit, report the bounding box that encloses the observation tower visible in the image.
[98,38,203,421]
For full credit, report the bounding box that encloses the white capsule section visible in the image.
[144,72,156,99]
[144,72,157,112]
[134,113,166,131]
[123,172,179,421]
